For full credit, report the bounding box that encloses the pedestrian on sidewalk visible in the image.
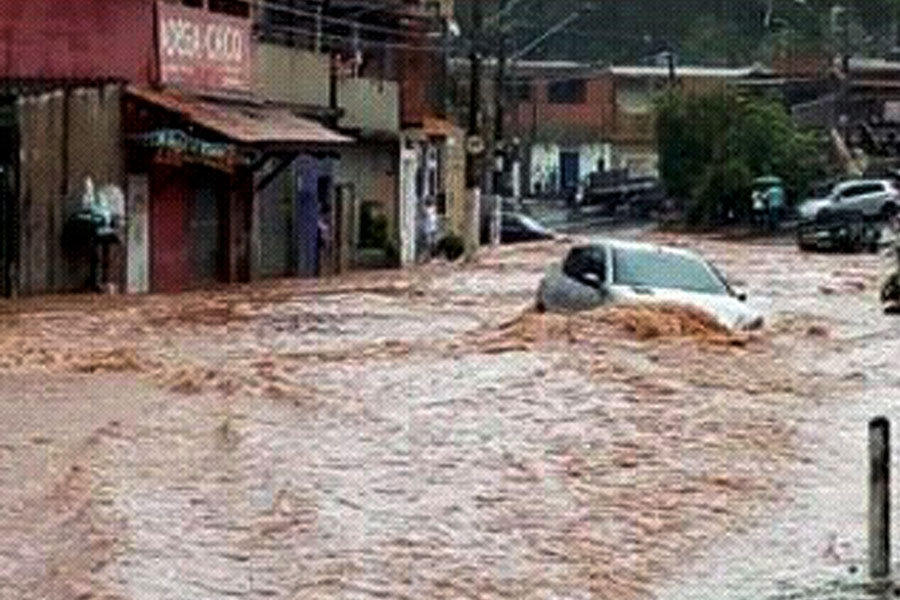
[424,198,439,261]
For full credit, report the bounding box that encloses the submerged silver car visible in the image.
[536,239,764,331]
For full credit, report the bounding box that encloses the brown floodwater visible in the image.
[0,234,892,599]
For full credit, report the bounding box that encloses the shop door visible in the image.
[0,111,15,298]
[258,164,296,278]
[189,175,223,286]
[560,151,580,192]
[317,175,334,276]
[0,164,12,298]
[150,167,188,293]
[295,156,321,278]
[399,150,418,266]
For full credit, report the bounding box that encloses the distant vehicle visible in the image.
[797,179,900,222]
[537,239,764,331]
[797,207,881,253]
[501,212,555,244]
[580,169,666,217]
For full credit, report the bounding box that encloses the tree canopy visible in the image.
[457,0,900,66]
[656,92,825,226]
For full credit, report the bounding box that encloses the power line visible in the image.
[249,0,437,40]
[513,23,657,44]
[259,22,453,53]
[484,0,537,25]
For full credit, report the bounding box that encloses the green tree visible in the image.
[656,91,824,227]
[457,0,900,66]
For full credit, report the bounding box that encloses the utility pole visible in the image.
[666,49,677,87]
[465,0,485,258]
[490,0,509,246]
[315,5,323,53]
[832,5,851,141]
[494,0,508,152]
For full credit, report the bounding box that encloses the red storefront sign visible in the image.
[156,1,252,93]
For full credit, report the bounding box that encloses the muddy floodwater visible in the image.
[0,232,894,599]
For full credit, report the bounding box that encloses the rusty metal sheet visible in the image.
[127,87,352,145]
[422,117,460,138]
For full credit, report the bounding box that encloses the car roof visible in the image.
[835,179,891,189]
[578,237,704,260]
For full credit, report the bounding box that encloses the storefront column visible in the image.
[227,166,252,284]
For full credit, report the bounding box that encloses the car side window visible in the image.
[563,246,606,285]
[839,185,862,198]
[842,183,885,198]
[503,216,523,231]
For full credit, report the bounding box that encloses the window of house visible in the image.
[616,78,654,114]
[511,81,532,102]
[548,79,586,104]
[209,0,250,18]
[161,0,204,8]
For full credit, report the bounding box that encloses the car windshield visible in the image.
[612,248,728,295]
[517,214,547,232]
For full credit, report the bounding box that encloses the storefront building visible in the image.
[0,0,352,296]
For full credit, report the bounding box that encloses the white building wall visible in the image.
[528,142,612,195]
[529,143,560,195]
[578,143,609,182]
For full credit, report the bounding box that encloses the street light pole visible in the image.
[493,0,509,212]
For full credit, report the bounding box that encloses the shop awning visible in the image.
[127,87,352,146]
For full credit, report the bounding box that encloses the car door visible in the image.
[866,183,892,216]
[843,183,884,215]
[501,215,526,243]
[838,184,865,211]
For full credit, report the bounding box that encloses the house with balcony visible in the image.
[451,58,760,198]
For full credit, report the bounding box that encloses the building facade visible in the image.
[451,58,761,198]
[0,0,461,297]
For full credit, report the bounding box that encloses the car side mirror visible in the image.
[581,271,604,289]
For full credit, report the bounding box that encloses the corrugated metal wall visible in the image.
[17,84,123,295]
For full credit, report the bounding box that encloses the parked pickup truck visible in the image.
[579,169,666,218]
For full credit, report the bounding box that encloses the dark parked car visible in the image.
[501,213,555,244]
[481,208,555,245]
[797,208,881,253]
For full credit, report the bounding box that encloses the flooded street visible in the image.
[656,234,900,600]
[0,231,895,599]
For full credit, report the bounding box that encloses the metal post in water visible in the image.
[869,416,891,581]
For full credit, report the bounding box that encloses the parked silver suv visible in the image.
[798,179,900,222]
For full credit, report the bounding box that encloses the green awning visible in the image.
[753,176,783,187]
